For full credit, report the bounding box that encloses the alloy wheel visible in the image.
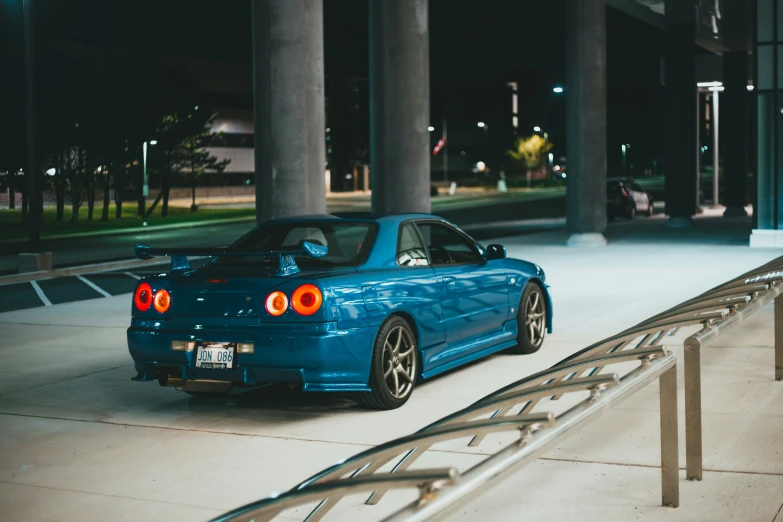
[525,289,546,347]
[382,325,416,399]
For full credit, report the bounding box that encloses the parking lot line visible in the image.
[30,280,52,307]
[76,275,112,298]
[124,271,142,280]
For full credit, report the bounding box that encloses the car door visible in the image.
[628,181,648,210]
[414,220,509,366]
[629,181,651,211]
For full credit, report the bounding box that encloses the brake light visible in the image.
[291,284,323,316]
[134,282,153,312]
[153,289,171,313]
[265,290,289,316]
[620,187,629,197]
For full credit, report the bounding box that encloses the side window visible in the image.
[416,222,483,266]
[397,223,429,266]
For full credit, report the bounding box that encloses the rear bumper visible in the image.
[127,320,375,392]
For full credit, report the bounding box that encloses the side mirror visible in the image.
[486,244,506,260]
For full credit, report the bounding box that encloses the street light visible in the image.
[428,126,434,132]
[553,86,564,93]
[141,140,157,215]
[533,126,541,132]
[477,121,485,128]
[622,144,630,175]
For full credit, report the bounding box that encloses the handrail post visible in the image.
[776,297,783,381]
[684,337,703,481]
[659,364,680,507]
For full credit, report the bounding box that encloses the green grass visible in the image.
[0,202,255,242]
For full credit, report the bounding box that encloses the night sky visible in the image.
[1,0,670,175]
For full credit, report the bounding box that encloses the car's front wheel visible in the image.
[359,316,418,410]
[513,282,547,354]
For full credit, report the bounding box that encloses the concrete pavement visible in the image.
[0,213,781,521]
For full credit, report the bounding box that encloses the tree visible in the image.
[506,134,554,186]
[144,109,229,217]
[176,113,230,212]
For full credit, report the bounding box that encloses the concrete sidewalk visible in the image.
[0,213,781,521]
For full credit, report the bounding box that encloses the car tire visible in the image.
[358,316,418,410]
[647,202,654,217]
[627,205,636,221]
[512,282,547,354]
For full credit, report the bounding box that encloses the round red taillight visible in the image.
[134,282,153,312]
[291,284,322,316]
[153,289,171,313]
[265,290,289,316]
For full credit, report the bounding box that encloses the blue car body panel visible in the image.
[126,213,553,392]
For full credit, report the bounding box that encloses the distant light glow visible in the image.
[45,168,56,176]
[477,122,485,128]
[548,153,554,161]
[697,81,722,88]
[428,126,435,132]
[561,173,566,178]
[150,140,158,145]
[533,126,541,132]
[553,86,564,93]
[326,128,331,133]
[747,85,755,91]
[708,86,724,92]
[194,106,199,110]
[476,161,486,172]
[554,165,561,172]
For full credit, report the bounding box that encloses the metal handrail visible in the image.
[210,469,460,522]
[211,255,783,522]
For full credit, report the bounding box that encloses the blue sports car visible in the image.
[127,213,552,409]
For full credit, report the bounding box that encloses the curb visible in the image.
[0,257,169,285]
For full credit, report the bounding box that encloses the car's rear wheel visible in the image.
[512,282,547,354]
[647,201,654,217]
[627,205,637,220]
[359,316,418,410]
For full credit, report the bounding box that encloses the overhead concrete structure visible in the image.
[251,0,327,224]
[565,0,608,247]
[368,0,431,216]
[663,0,698,228]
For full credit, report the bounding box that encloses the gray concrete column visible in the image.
[664,0,697,227]
[369,0,430,216]
[252,0,327,224]
[722,51,750,217]
[565,0,607,247]
[723,0,753,218]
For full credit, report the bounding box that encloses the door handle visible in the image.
[442,276,456,285]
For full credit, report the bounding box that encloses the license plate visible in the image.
[195,344,234,369]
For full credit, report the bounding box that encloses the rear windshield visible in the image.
[212,221,377,269]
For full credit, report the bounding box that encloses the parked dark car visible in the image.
[607,178,654,220]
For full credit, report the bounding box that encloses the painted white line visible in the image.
[76,275,113,298]
[124,271,142,280]
[30,281,52,307]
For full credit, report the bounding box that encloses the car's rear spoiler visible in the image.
[133,241,328,276]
